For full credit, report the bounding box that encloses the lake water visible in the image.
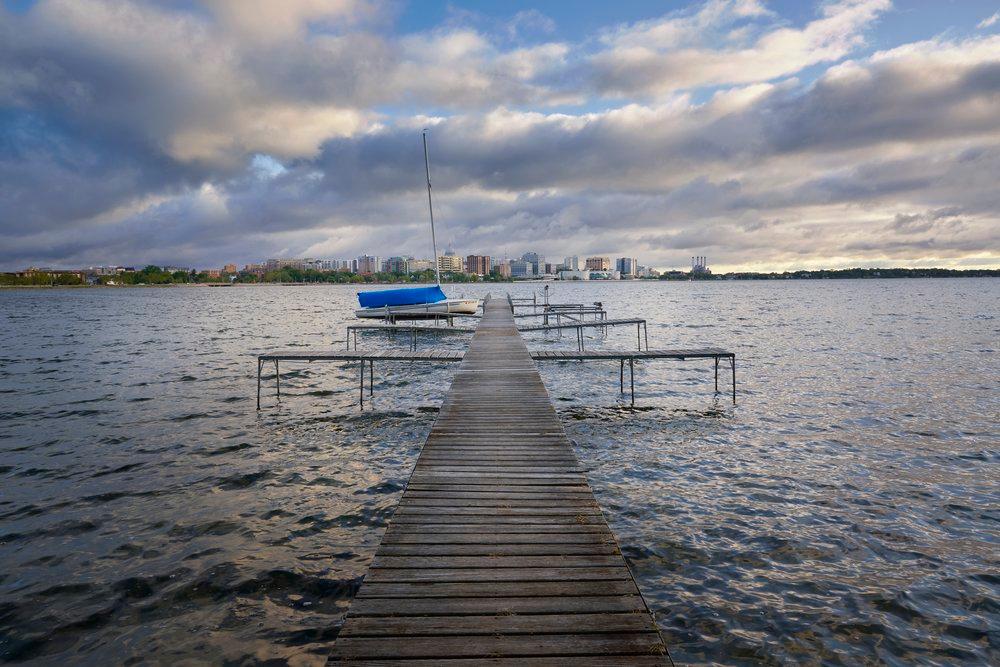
[0,280,997,665]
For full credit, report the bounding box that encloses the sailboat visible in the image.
[355,130,480,320]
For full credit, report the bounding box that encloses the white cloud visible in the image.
[978,11,999,29]
[590,0,891,96]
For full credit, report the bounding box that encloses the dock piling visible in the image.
[731,357,736,404]
[256,358,263,410]
[630,357,635,406]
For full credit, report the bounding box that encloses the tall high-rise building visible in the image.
[438,251,463,273]
[466,255,491,276]
[356,255,380,274]
[563,256,580,271]
[585,256,611,271]
[509,259,533,278]
[385,256,409,273]
[521,252,544,275]
[616,257,638,277]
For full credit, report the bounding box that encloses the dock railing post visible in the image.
[359,360,364,407]
[274,360,280,400]
[731,356,736,404]
[629,357,635,407]
[369,360,374,397]
[256,358,263,410]
[644,322,648,351]
[715,357,719,393]
[619,359,624,393]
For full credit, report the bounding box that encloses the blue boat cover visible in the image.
[357,285,447,309]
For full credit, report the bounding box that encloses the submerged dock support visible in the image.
[533,348,737,406]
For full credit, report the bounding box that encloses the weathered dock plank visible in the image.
[328,298,668,664]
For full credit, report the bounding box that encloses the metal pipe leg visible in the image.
[629,358,635,407]
[715,357,719,393]
[274,360,280,400]
[620,359,624,393]
[256,359,262,410]
[644,322,648,351]
[731,357,736,404]
[353,330,357,351]
[637,323,641,351]
[369,360,374,396]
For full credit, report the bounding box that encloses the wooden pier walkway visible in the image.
[329,298,670,664]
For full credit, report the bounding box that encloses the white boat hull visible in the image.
[355,298,480,320]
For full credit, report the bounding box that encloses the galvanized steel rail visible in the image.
[255,350,464,410]
[532,348,737,405]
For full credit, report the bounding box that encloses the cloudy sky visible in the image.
[1,0,998,272]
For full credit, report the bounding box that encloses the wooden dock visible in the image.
[328,298,670,664]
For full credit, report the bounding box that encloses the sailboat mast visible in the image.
[422,130,441,285]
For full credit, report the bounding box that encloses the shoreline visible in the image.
[2,275,998,290]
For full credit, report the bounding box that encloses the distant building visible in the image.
[88,265,138,276]
[223,263,238,274]
[563,256,580,271]
[408,258,433,273]
[265,258,309,271]
[496,261,512,278]
[19,267,87,281]
[691,256,711,275]
[385,256,409,273]
[635,265,659,278]
[438,251,463,274]
[244,263,265,275]
[616,257,638,277]
[510,259,533,278]
[588,270,620,280]
[544,263,556,275]
[521,252,544,276]
[356,255,380,274]
[466,255,491,276]
[557,270,589,281]
[205,269,222,279]
[585,256,610,271]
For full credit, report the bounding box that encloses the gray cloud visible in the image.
[0,1,998,271]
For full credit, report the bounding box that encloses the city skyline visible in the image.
[2,1,999,272]
[26,250,660,277]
